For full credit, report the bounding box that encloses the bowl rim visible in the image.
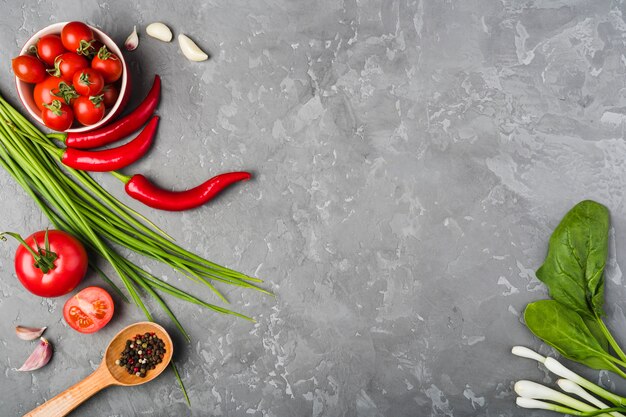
[16,21,128,133]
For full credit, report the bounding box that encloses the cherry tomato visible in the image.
[33,76,64,112]
[42,99,74,131]
[73,95,105,125]
[61,21,94,54]
[12,55,46,84]
[13,230,87,297]
[63,287,114,333]
[91,46,123,83]
[51,52,89,82]
[73,68,104,96]
[101,84,119,108]
[36,34,66,66]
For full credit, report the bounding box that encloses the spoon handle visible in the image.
[23,365,113,417]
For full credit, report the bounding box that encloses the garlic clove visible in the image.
[125,25,139,51]
[15,325,47,341]
[178,34,208,62]
[146,22,173,43]
[18,337,52,371]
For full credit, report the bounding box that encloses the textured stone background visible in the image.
[2,0,626,416]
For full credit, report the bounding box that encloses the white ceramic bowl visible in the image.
[16,22,131,133]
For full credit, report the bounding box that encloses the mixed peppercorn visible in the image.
[116,332,165,378]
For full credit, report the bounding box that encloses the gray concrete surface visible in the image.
[2,0,626,416]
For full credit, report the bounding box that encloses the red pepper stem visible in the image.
[0,231,58,273]
[111,170,132,183]
[47,133,67,143]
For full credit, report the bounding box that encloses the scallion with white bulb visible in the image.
[512,346,626,417]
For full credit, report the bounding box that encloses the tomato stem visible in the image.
[52,82,79,105]
[42,100,64,116]
[96,45,112,60]
[77,39,97,57]
[0,230,58,274]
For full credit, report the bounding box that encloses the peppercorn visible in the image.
[117,333,166,377]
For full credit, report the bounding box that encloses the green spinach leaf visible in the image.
[524,300,619,372]
[536,200,609,319]
[582,316,610,352]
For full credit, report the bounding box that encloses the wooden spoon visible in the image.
[24,321,173,417]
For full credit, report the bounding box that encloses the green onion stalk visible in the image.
[0,93,267,404]
[512,346,626,417]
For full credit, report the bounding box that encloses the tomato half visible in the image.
[73,68,104,96]
[13,230,87,297]
[63,287,114,333]
[12,55,46,84]
[61,22,94,54]
[37,34,66,66]
[42,99,74,131]
[91,46,123,83]
[73,95,105,125]
[52,52,89,82]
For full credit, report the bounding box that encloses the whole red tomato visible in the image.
[42,99,74,131]
[51,52,89,82]
[63,287,114,333]
[73,68,104,96]
[91,46,123,83]
[10,230,87,297]
[36,34,66,66]
[100,84,119,108]
[12,55,46,84]
[33,76,64,112]
[73,95,105,125]
[34,76,78,112]
[61,22,94,55]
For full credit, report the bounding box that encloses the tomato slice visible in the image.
[63,286,114,333]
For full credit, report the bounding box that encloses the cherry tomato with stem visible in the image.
[49,52,89,82]
[36,34,66,66]
[42,99,74,131]
[73,94,105,125]
[12,55,46,84]
[34,77,79,111]
[91,46,123,83]
[34,76,63,112]
[63,287,114,333]
[100,84,119,108]
[73,68,104,96]
[2,229,87,297]
[61,21,94,55]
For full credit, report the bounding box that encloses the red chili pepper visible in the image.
[60,116,159,172]
[111,171,252,211]
[49,75,161,149]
